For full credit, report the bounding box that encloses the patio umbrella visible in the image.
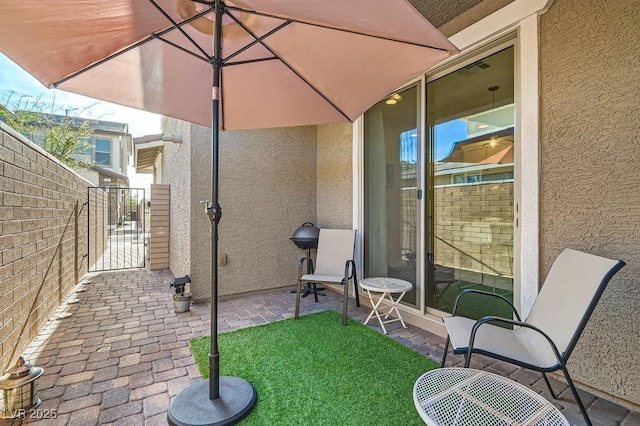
[0,1,457,424]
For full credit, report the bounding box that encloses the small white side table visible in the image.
[360,277,413,334]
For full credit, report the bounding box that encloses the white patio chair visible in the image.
[441,248,625,426]
[294,229,359,325]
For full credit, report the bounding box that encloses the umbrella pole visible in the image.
[209,3,222,401]
[167,1,256,424]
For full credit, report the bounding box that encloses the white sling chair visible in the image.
[294,229,359,325]
[441,248,625,426]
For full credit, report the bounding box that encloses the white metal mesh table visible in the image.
[360,277,413,334]
[413,368,569,426]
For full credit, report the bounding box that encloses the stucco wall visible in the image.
[316,123,353,229]
[160,119,191,280]
[186,125,318,300]
[540,0,640,405]
[187,123,213,300]
[437,0,514,37]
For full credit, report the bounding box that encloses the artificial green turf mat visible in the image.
[189,310,439,425]
[438,282,514,323]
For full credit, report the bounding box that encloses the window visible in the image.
[94,139,111,166]
[78,137,112,166]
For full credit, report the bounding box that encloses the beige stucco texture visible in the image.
[177,125,318,300]
[160,119,191,282]
[316,123,353,229]
[540,0,640,405]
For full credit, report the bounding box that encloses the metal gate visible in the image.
[88,187,147,271]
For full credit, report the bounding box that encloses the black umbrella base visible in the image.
[168,376,256,426]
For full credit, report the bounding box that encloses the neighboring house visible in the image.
[2,111,132,187]
[136,0,640,410]
[15,112,133,224]
[67,117,132,188]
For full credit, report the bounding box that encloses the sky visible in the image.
[0,52,162,188]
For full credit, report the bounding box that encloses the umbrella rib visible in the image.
[154,35,210,63]
[147,0,212,60]
[52,8,212,87]
[225,5,451,52]
[225,11,351,122]
[225,57,279,67]
[223,21,293,64]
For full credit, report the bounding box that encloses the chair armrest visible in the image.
[344,259,356,282]
[467,316,564,367]
[452,289,521,321]
[298,256,314,278]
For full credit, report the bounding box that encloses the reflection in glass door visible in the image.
[426,46,515,320]
[363,84,420,307]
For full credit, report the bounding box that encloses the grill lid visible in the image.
[291,222,320,249]
[291,222,320,241]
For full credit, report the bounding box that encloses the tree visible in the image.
[0,92,97,168]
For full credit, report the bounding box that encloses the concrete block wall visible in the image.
[87,188,109,271]
[0,123,104,371]
[434,182,514,282]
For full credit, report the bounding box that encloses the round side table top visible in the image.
[360,277,413,293]
[413,368,569,426]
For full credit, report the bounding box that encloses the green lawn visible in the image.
[189,310,439,425]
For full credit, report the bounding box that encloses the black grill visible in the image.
[290,222,320,250]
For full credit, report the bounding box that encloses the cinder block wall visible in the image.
[434,182,514,283]
[0,123,100,371]
[86,188,109,271]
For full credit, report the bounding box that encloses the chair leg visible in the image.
[441,336,450,367]
[295,279,302,319]
[561,365,592,426]
[542,372,557,399]
[463,349,471,368]
[353,268,360,307]
[342,280,348,326]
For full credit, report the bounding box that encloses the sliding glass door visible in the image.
[425,46,515,319]
[362,45,515,319]
[363,84,420,307]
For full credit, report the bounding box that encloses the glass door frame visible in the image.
[358,79,426,310]
[357,39,520,319]
[423,38,517,318]
[354,2,543,326]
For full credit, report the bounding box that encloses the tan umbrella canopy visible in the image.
[0,1,457,424]
[0,0,457,130]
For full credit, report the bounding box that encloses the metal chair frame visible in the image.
[441,252,625,426]
[294,232,360,326]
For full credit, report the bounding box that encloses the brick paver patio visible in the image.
[5,268,639,425]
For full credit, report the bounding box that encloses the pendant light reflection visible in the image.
[385,93,403,105]
[488,85,499,147]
